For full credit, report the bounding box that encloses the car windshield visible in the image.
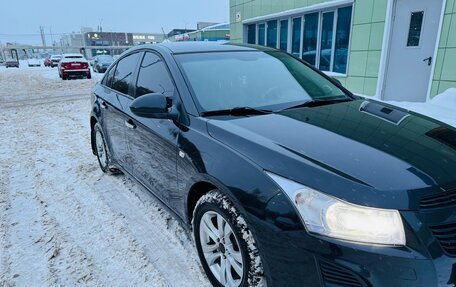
[175,51,350,112]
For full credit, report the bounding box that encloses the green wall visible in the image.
[230,0,388,96]
[345,0,387,96]
[431,0,456,97]
[231,0,456,98]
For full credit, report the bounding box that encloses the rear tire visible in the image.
[92,123,121,175]
[193,190,264,287]
[87,73,92,79]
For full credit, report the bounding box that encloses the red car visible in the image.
[44,56,52,67]
[58,54,91,80]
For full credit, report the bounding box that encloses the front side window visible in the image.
[135,52,175,98]
[111,52,141,95]
[176,51,349,112]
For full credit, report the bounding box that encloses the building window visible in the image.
[292,17,302,57]
[407,11,424,47]
[258,24,265,45]
[320,11,335,71]
[279,20,288,51]
[267,20,278,48]
[302,13,319,66]
[247,24,256,44]
[334,6,352,73]
[245,5,353,74]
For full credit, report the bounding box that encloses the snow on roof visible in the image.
[202,23,230,31]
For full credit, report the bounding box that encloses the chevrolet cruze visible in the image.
[90,42,456,287]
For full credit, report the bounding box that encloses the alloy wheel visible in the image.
[199,211,244,287]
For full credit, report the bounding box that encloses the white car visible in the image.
[27,58,41,67]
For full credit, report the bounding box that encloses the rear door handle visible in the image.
[125,119,136,129]
[100,101,108,109]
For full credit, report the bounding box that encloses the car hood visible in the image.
[206,99,456,209]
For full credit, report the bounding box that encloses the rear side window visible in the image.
[135,52,175,98]
[103,65,116,87]
[111,52,141,95]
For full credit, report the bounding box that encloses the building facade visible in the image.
[172,23,231,42]
[83,32,164,57]
[230,0,456,102]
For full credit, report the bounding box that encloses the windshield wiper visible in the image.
[281,97,352,111]
[200,107,273,117]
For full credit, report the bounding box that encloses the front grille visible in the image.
[319,261,367,287]
[420,189,456,210]
[429,222,456,256]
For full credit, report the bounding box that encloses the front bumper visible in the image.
[258,193,456,286]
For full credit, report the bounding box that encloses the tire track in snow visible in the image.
[0,68,209,286]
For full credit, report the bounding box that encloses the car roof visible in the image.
[62,53,84,57]
[129,42,278,54]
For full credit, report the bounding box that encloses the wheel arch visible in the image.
[186,180,218,225]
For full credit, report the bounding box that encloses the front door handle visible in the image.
[423,56,432,66]
[125,119,136,129]
[100,101,108,109]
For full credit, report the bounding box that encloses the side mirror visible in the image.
[130,93,178,120]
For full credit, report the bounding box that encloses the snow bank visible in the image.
[386,88,456,128]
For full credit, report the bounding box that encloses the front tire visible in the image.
[193,191,264,287]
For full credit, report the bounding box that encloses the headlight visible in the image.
[266,172,406,246]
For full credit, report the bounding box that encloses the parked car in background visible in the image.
[50,55,62,67]
[58,54,91,80]
[44,56,52,67]
[5,59,19,68]
[27,58,41,67]
[90,42,456,287]
[93,55,114,73]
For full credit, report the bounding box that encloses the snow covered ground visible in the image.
[0,66,209,286]
[0,64,455,286]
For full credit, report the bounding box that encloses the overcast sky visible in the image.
[0,0,229,45]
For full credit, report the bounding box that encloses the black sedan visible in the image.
[90,42,456,287]
[5,59,19,68]
[93,55,114,73]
